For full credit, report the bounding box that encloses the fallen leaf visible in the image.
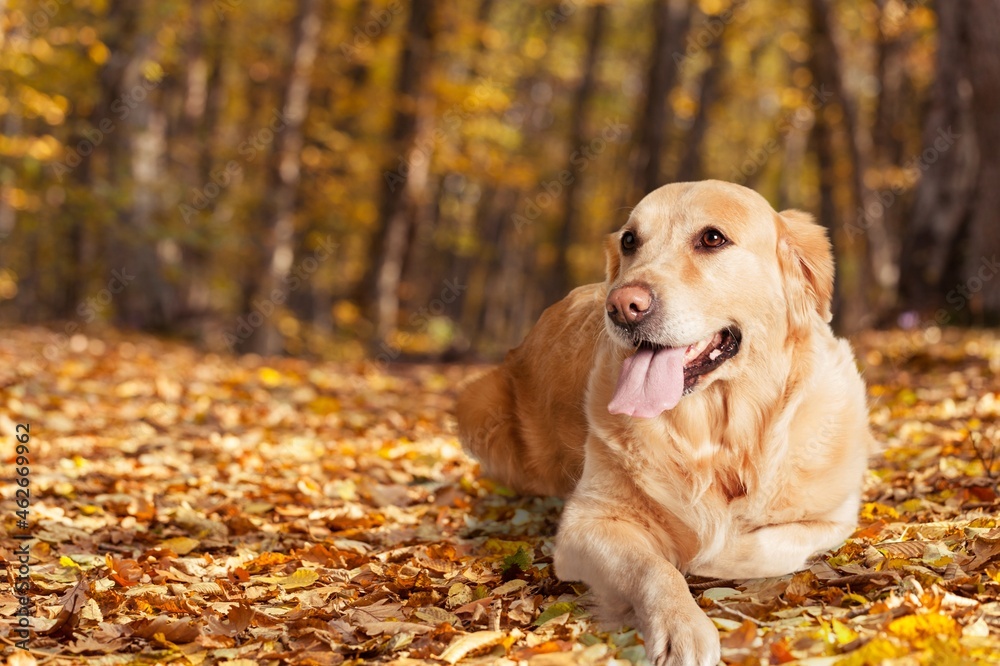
[493,579,528,597]
[131,616,200,643]
[414,606,460,626]
[160,537,200,555]
[534,601,576,626]
[437,630,505,664]
[253,568,319,589]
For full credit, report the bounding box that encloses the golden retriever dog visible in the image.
[457,180,874,666]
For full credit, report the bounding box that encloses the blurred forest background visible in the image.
[1,0,999,361]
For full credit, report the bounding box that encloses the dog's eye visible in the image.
[699,228,727,249]
[621,231,638,253]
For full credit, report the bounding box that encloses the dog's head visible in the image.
[602,180,833,418]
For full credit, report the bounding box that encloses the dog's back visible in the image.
[456,283,605,496]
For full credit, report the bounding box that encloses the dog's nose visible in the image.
[606,284,654,328]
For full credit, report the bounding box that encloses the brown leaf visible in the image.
[39,577,89,639]
[360,621,434,636]
[720,619,758,649]
[413,606,461,626]
[437,631,505,664]
[66,634,130,654]
[245,551,295,573]
[130,615,201,643]
[877,540,925,559]
[969,536,1000,569]
[783,571,816,604]
[206,603,254,637]
[105,554,144,588]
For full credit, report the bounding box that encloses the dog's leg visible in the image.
[694,518,855,579]
[554,491,721,666]
[692,493,859,580]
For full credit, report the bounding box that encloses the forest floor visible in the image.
[1,326,999,666]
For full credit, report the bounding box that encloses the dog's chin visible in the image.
[609,324,743,395]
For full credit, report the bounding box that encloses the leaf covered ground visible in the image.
[1,326,1000,665]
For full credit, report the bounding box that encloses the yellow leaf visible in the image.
[307,395,341,415]
[836,637,906,666]
[53,482,75,497]
[860,502,899,521]
[255,568,319,590]
[842,592,869,605]
[160,537,199,555]
[887,612,959,641]
[830,618,858,645]
[88,42,109,64]
[142,60,164,83]
[258,367,283,386]
[482,538,533,557]
[59,556,81,570]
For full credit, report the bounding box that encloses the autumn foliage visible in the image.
[0,327,998,664]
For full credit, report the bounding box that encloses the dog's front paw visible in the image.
[640,603,720,666]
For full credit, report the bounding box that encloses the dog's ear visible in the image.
[777,210,834,328]
[604,233,621,283]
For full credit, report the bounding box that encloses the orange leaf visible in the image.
[720,619,757,649]
[770,638,797,664]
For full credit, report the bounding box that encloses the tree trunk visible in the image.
[548,2,608,305]
[960,0,1000,322]
[807,0,867,332]
[809,0,886,332]
[239,0,322,355]
[898,0,978,320]
[810,99,845,324]
[675,37,723,182]
[866,0,912,320]
[364,0,436,346]
[62,0,138,324]
[121,101,172,329]
[630,0,691,202]
[182,3,229,325]
[96,3,173,330]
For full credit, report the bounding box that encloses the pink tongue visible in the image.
[608,346,686,418]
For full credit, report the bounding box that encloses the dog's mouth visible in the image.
[608,327,741,418]
[658,327,741,391]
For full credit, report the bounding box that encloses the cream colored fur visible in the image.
[457,181,875,666]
